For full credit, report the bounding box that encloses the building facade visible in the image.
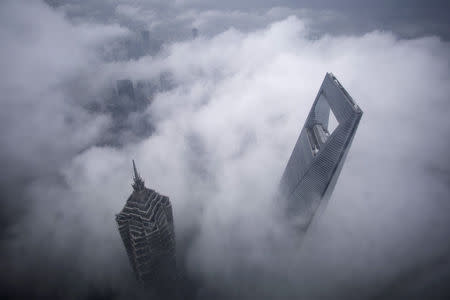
[116,161,178,298]
[278,73,363,231]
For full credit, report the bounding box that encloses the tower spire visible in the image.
[132,160,145,191]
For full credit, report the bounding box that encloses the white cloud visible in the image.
[2,1,450,299]
[0,0,130,178]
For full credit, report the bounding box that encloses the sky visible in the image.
[1,0,450,299]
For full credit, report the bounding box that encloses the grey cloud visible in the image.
[48,0,450,40]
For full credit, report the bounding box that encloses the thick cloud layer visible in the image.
[1,1,450,299]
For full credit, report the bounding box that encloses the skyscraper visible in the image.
[278,73,363,231]
[116,161,178,299]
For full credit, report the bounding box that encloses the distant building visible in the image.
[192,28,198,39]
[116,161,178,299]
[107,79,137,120]
[135,80,156,108]
[141,30,150,45]
[278,73,363,231]
[116,79,135,100]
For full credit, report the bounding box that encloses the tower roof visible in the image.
[132,160,145,191]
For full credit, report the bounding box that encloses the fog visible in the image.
[1,1,449,299]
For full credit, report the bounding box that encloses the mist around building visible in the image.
[1,1,450,300]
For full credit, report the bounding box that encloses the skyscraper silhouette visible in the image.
[278,73,363,231]
[116,161,178,299]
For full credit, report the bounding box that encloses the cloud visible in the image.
[1,1,450,299]
[0,0,129,179]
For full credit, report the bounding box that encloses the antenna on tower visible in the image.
[132,160,145,191]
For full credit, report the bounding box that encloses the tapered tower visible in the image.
[278,73,363,231]
[116,161,178,299]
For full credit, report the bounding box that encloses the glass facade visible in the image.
[278,73,363,231]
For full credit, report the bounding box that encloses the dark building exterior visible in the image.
[115,79,154,113]
[192,28,198,39]
[116,79,135,100]
[116,161,178,299]
[141,30,150,46]
[110,79,137,119]
[278,73,363,231]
